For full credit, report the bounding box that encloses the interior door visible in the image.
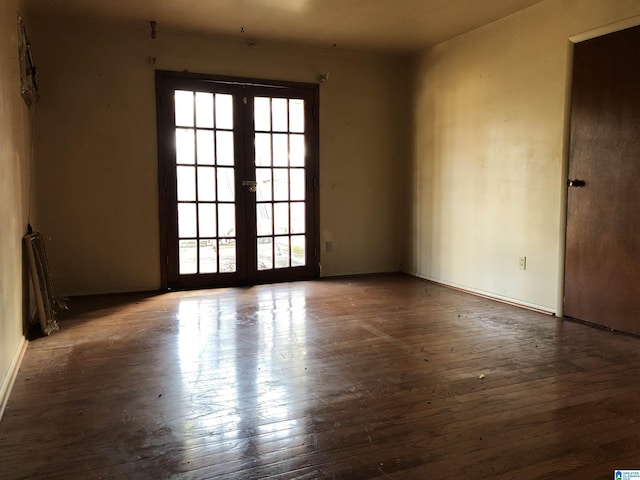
[156,72,319,289]
[564,26,640,334]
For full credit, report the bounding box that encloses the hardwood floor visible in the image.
[1,273,640,479]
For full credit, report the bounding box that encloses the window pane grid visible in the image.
[256,235,305,269]
[253,96,307,271]
[175,89,237,275]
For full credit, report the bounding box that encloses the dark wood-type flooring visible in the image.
[1,274,640,479]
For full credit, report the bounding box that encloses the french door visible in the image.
[156,71,319,289]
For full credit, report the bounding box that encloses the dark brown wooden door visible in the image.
[156,72,319,290]
[564,26,640,334]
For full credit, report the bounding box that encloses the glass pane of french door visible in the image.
[174,90,238,276]
[254,96,307,272]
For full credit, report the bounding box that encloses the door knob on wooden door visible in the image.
[567,179,586,187]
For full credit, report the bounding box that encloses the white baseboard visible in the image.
[0,338,28,422]
[409,272,556,315]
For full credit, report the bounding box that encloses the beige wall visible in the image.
[407,0,640,312]
[30,19,404,295]
[30,0,640,310]
[0,0,31,407]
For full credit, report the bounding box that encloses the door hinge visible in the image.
[313,177,318,189]
[243,96,248,105]
[165,254,169,266]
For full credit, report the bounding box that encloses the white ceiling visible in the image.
[24,0,546,54]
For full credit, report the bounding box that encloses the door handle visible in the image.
[242,180,257,193]
[567,179,586,187]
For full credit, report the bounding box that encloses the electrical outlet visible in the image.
[326,241,333,253]
[519,256,527,270]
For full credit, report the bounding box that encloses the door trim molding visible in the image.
[569,14,640,44]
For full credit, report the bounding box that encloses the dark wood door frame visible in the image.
[155,71,320,290]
